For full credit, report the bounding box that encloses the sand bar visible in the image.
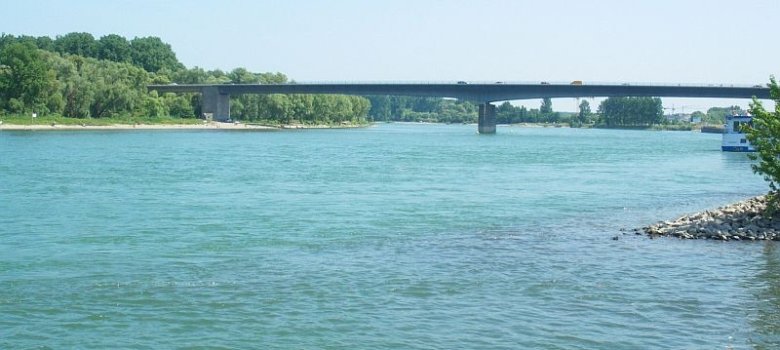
[0,121,281,131]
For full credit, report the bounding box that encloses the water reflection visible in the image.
[751,242,780,349]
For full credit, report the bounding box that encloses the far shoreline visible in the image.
[0,121,371,131]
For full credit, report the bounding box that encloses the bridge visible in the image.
[148,82,772,134]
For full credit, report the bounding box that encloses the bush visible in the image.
[746,76,780,214]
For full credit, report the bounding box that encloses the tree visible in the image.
[175,66,210,84]
[55,32,97,57]
[366,95,391,121]
[540,97,553,115]
[598,96,663,126]
[705,106,746,124]
[0,31,374,124]
[97,34,132,63]
[130,36,183,73]
[257,72,288,84]
[578,100,591,123]
[0,42,51,110]
[228,67,259,84]
[746,76,780,214]
[35,36,55,51]
[496,101,515,124]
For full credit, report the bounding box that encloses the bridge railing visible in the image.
[289,80,765,88]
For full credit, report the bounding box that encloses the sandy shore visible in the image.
[0,122,368,131]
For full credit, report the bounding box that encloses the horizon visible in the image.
[4,0,778,112]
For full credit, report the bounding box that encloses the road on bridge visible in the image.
[148,82,771,134]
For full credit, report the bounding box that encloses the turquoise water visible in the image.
[1,123,779,349]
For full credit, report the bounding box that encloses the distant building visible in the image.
[665,113,691,123]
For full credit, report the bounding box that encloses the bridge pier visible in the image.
[201,86,231,122]
[478,103,496,134]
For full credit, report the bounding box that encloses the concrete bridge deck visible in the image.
[148,82,771,134]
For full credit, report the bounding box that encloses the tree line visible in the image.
[4,32,713,128]
[495,98,567,124]
[690,106,747,125]
[0,32,183,74]
[365,96,477,123]
[364,96,570,124]
[363,95,672,128]
[0,33,370,124]
[596,96,664,127]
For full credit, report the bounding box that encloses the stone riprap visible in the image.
[639,196,780,241]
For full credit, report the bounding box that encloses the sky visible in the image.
[4,0,778,112]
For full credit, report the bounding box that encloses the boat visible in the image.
[721,115,755,152]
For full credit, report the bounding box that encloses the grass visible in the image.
[594,124,694,131]
[243,119,371,127]
[0,114,202,126]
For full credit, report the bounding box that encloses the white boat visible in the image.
[722,115,756,152]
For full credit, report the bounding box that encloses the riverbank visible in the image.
[0,121,369,131]
[593,124,694,131]
[638,195,780,241]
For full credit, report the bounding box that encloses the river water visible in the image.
[1,123,779,349]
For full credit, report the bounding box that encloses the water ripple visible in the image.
[0,125,777,349]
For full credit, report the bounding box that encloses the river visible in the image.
[1,123,778,349]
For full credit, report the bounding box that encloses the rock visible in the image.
[636,196,780,240]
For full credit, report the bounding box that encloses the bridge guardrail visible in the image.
[289,80,766,88]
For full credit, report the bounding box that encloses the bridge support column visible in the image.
[478,103,496,134]
[201,86,231,122]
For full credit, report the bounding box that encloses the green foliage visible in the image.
[540,97,553,115]
[0,113,202,126]
[495,102,569,124]
[1,33,184,73]
[0,43,191,120]
[570,100,592,127]
[364,96,477,123]
[690,111,706,123]
[363,97,569,125]
[597,96,663,127]
[97,34,132,63]
[746,76,780,214]
[0,32,372,125]
[35,36,55,51]
[130,36,183,73]
[0,42,51,111]
[578,100,591,121]
[704,106,746,124]
[55,32,97,57]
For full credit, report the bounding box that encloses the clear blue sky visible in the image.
[4,0,778,111]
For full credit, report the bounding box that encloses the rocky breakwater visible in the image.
[639,196,780,241]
